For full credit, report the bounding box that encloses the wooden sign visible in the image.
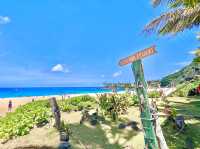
[119,45,156,66]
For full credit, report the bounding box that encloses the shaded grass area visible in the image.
[67,107,143,149]
[70,123,123,149]
[158,97,200,149]
[1,106,144,149]
[162,121,200,149]
[69,118,142,149]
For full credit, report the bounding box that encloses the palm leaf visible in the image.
[151,0,200,7]
[144,4,200,35]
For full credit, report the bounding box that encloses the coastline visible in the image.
[0,92,117,117]
[0,93,87,117]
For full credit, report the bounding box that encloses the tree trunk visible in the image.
[49,97,61,130]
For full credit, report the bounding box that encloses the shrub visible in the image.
[59,95,96,112]
[148,90,161,98]
[59,104,78,112]
[193,57,200,63]
[98,94,131,121]
[0,100,52,140]
[120,93,138,106]
[172,79,200,97]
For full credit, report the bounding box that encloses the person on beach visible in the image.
[8,100,12,112]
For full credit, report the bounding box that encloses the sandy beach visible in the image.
[0,93,101,117]
[0,88,171,118]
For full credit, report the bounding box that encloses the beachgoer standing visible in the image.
[8,100,12,112]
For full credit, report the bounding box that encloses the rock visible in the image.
[58,142,71,149]
[118,123,126,129]
[59,132,70,149]
[127,121,138,126]
[131,125,140,131]
[175,116,185,130]
[60,132,69,142]
[90,119,98,126]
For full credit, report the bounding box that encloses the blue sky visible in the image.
[0,0,199,87]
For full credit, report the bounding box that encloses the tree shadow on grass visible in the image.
[158,98,200,119]
[69,121,140,149]
[70,123,122,149]
[158,97,200,148]
[173,100,200,119]
[162,119,200,149]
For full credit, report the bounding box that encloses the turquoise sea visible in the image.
[0,87,113,98]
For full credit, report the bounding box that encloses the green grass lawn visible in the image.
[158,97,200,149]
[68,107,144,149]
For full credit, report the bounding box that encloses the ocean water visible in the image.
[0,87,113,98]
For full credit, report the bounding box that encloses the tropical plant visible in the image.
[60,121,72,136]
[193,56,200,63]
[0,100,52,141]
[144,0,200,35]
[171,78,200,97]
[59,95,96,112]
[98,94,132,121]
[148,90,161,98]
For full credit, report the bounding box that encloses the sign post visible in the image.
[119,46,162,149]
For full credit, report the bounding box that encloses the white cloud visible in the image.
[51,64,69,73]
[176,61,191,66]
[101,74,105,78]
[113,71,122,77]
[189,50,196,55]
[170,69,180,74]
[197,33,200,40]
[0,16,11,24]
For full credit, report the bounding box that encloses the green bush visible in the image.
[193,57,200,63]
[172,79,200,97]
[59,103,78,112]
[59,95,96,112]
[148,90,161,98]
[121,93,139,106]
[131,94,139,105]
[98,94,131,121]
[0,100,51,140]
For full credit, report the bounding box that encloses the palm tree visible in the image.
[144,0,200,35]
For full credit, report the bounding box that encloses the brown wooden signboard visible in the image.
[119,45,156,66]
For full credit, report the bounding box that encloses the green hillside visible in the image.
[161,61,200,87]
[171,79,200,97]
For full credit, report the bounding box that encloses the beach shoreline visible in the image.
[0,93,96,117]
[0,91,121,117]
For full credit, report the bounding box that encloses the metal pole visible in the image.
[131,59,159,149]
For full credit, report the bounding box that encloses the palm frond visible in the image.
[151,0,179,7]
[151,0,200,7]
[144,4,200,35]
